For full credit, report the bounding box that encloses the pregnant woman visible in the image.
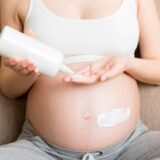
[0,0,160,159]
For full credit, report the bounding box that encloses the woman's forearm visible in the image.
[0,69,38,99]
[126,57,160,85]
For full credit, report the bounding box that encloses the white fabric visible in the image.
[24,0,139,64]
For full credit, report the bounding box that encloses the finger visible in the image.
[69,74,98,84]
[12,64,24,72]
[26,69,40,76]
[64,74,86,83]
[12,59,35,74]
[63,76,71,82]
[89,56,112,74]
[5,57,17,67]
[19,63,36,75]
[104,64,111,72]
[24,29,34,38]
[76,63,103,76]
[76,65,91,75]
[19,67,31,75]
[64,65,91,82]
[12,60,29,72]
[89,61,105,74]
[96,69,106,77]
[25,61,37,74]
[100,66,121,81]
[19,65,39,76]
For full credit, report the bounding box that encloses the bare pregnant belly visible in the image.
[26,62,140,151]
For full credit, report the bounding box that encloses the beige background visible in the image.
[0,0,160,145]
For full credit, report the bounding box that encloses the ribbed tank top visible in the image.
[24,0,139,64]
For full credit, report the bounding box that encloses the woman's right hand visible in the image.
[3,57,39,76]
[3,29,40,77]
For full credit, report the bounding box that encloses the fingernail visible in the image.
[22,63,27,68]
[34,68,39,73]
[101,76,106,81]
[64,77,70,82]
[10,60,16,65]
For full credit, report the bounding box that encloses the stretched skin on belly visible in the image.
[26,62,140,150]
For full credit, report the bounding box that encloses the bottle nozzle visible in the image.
[60,64,74,75]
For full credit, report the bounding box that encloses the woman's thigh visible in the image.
[0,139,56,160]
[117,131,160,160]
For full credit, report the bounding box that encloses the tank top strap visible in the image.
[24,0,45,27]
[129,0,138,14]
[24,0,35,25]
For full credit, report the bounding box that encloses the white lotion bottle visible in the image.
[0,26,74,76]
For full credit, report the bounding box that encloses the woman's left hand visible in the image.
[64,55,130,84]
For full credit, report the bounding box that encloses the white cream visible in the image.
[97,107,131,128]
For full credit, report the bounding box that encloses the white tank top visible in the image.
[24,0,139,64]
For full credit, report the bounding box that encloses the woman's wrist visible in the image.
[125,56,136,73]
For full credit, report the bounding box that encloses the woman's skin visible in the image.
[1,0,160,151]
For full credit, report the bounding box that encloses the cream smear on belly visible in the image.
[97,107,131,127]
